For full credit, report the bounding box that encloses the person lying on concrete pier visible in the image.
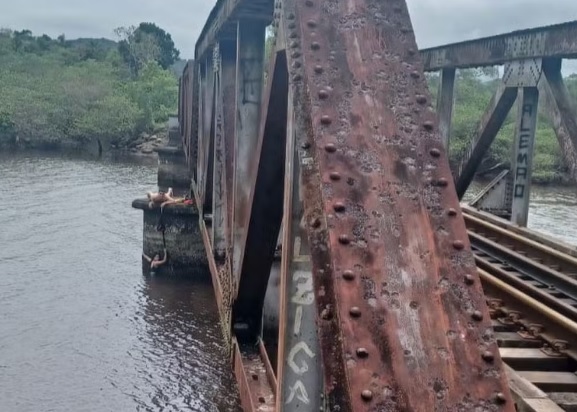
[146,188,174,208]
[142,248,168,274]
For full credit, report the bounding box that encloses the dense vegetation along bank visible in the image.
[1,26,577,182]
[0,24,182,155]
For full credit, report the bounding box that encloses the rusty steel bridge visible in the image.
[172,0,577,410]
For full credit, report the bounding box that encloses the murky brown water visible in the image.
[0,152,242,412]
[466,181,577,246]
[0,152,576,411]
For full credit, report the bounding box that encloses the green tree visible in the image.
[137,23,180,69]
[115,23,180,75]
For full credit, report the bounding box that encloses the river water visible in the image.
[0,152,576,412]
[0,152,242,412]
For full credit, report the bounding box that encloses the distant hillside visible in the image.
[64,37,117,49]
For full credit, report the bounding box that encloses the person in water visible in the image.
[142,248,168,274]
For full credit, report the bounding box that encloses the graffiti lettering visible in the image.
[286,380,310,405]
[291,270,314,305]
[288,341,316,375]
[513,101,535,199]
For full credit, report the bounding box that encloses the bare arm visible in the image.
[142,253,152,263]
[159,249,168,265]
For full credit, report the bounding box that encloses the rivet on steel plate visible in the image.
[429,147,441,157]
[321,307,332,320]
[357,348,369,359]
[416,95,427,104]
[311,42,320,50]
[481,351,494,362]
[464,274,475,285]
[436,177,449,187]
[447,208,457,216]
[333,202,345,212]
[288,22,296,29]
[287,13,295,19]
[314,65,324,74]
[289,31,298,39]
[307,20,317,28]
[472,310,483,321]
[338,234,350,245]
[329,171,341,181]
[361,389,373,401]
[452,240,464,250]
[423,121,434,131]
[495,392,507,404]
[291,51,301,59]
[321,115,332,125]
[305,0,314,5]
[289,41,299,48]
[324,143,336,153]
[318,89,329,99]
[410,71,420,79]
[292,74,302,82]
[350,307,361,317]
[301,141,311,149]
[342,270,355,281]
[292,61,302,69]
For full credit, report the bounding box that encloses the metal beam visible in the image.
[194,0,273,62]
[276,80,323,411]
[542,58,577,181]
[436,68,456,149]
[511,87,540,227]
[232,20,267,284]
[189,61,199,179]
[233,50,288,342]
[212,44,227,258]
[203,74,216,215]
[221,41,238,250]
[421,20,577,71]
[280,0,515,409]
[455,83,518,198]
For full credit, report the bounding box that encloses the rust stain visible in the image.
[283,0,515,410]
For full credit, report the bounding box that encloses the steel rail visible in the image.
[464,212,577,271]
[479,268,577,336]
[468,231,577,318]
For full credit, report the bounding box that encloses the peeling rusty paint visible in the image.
[281,0,515,410]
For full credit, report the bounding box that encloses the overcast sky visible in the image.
[1,0,576,62]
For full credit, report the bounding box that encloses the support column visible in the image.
[542,58,577,181]
[276,83,323,412]
[212,44,226,257]
[436,68,456,150]
[511,87,539,226]
[232,20,266,283]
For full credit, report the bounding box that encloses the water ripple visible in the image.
[0,152,241,412]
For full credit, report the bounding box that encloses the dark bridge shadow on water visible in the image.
[136,275,243,412]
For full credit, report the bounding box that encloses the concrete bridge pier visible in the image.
[132,199,208,279]
[156,116,191,197]
[132,117,208,279]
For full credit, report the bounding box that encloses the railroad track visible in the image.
[462,206,577,411]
